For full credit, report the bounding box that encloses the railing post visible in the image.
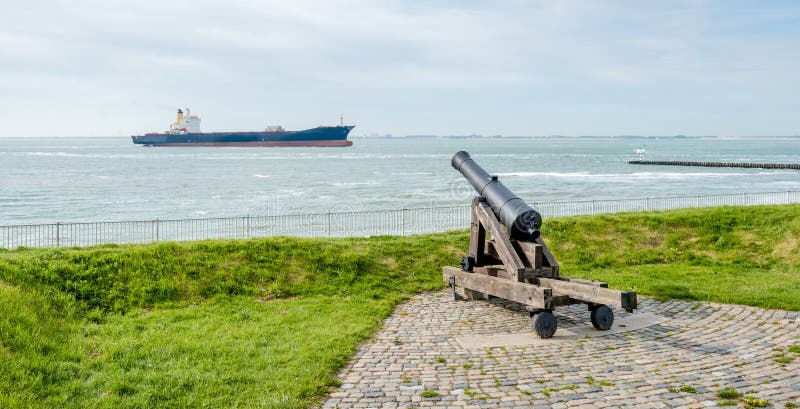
[12,191,800,247]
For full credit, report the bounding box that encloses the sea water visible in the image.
[1,137,798,225]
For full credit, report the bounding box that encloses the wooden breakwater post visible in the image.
[628,160,800,170]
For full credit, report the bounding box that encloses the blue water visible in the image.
[1,137,798,225]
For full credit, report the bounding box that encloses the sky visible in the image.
[1,0,798,137]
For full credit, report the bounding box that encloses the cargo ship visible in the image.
[132,109,354,147]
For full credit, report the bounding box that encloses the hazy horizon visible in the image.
[1,134,798,139]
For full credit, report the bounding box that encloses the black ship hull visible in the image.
[132,126,354,147]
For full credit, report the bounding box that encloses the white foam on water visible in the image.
[496,171,778,182]
[497,171,593,178]
[390,172,434,175]
[22,151,209,159]
[24,151,81,157]
[205,155,296,160]
[317,153,451,160]
[767,181,800,188]
[331,181,379,187]
[274,189,307,198]
[3,137,799,226]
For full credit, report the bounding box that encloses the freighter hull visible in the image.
[132,125,355,147]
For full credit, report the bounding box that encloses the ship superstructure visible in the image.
[167,108,202,134]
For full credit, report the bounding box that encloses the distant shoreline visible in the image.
[2,134,799,140]
[352,134,800,140]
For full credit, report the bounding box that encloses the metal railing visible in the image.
[2,190,799,249]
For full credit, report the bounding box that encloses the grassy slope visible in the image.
[1,205,799,407]
[0,234,466,408]
[546,205,800,309]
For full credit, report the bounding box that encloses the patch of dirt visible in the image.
[642,234,663,247]
[443,245,464,256]
[772,234,799,263]
[735,231,761,245]
[691,249,719,260]
[560,242,576,251]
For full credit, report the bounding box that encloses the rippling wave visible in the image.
[1,136,798,224]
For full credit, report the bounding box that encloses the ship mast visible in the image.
[340,113,344,127]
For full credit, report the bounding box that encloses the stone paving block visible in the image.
[319,290,800,408]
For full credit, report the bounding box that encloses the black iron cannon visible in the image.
[451,151,541,241]
[445,151,637,339]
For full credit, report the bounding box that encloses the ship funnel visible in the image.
[176,109,184,124]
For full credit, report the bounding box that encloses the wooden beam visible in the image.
[534,237,559,278]
[515,241,541,268]
[532,244,543,269]
[550,295,578,307]
[486,240,498,259]
[473,265,511,279]
[560,276,608,288]
[524,267,554,279]
[535,277,637,310]
[443,266,551,309]
[474,204,525,278]
[468,202,486,267]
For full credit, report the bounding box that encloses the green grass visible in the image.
[1,204,799,407]
[0,234,467,313]
[5,295,383,408]
[0,234,465,408]
[717,387,743,399]
[546,205,800,310]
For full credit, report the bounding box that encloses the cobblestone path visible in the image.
[322,290,800,408]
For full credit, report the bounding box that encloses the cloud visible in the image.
[0,0,798,136]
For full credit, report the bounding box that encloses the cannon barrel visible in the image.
[451,151,541,241]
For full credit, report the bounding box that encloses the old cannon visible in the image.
[444,151,637,338]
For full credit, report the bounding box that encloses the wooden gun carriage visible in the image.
[444,151,637,338]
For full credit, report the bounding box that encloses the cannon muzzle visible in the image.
[451,151,541,240]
